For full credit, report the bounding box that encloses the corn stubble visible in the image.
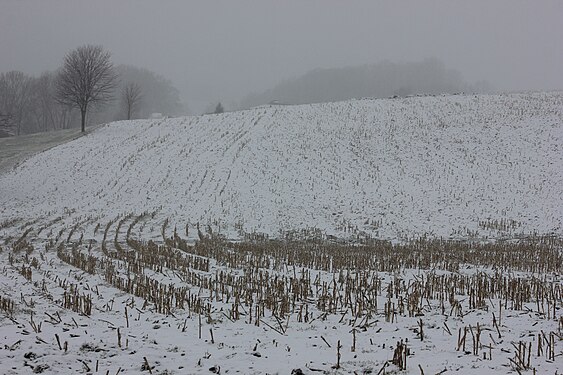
[1,216,562,373]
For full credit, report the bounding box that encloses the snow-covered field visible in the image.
[1,92,562,240]
[0,92,561,374]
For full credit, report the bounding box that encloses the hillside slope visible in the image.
[1,92,562,240]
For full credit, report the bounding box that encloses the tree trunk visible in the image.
[80,109,86,133]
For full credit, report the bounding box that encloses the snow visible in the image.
[1,92,562,240]
[0,126,94,174]
[0,92,561,374]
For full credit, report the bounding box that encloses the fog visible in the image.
[1,0,562,113]
[240,59,494,108]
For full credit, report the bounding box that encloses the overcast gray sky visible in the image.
[1,0,562,109]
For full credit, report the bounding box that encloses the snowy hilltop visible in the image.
[1,92,562,241]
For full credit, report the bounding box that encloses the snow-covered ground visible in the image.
[1,92,562,240]
[0,125,103,175]
[0,92,561,374]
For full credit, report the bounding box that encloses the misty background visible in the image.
[1,0,562,133]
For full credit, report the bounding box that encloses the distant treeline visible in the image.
[240,59,492,108]
[0,64,184,137]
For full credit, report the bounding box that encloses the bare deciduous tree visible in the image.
[0,112,13,137]
[0,71,32,136]
[116,65,184,118]
[122,82,142,120]
[31,72,76,131]
[56,45,118,132]
[0,77,10,137]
